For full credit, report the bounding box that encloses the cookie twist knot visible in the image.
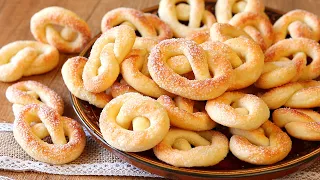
[6,81,64,116]
[157,95,216,131]
[206,92,270,130]
[13,104,86,164]
[260,80,320,109]
[82,26,136,93]
[31,7,91,53]
[255,38,320,89]
[0,41,59,82]
[153,128,229,167]
[148,38,232,100]
[99,93,170,152]
[273,108,320,141]
[61,56,112,108]
[229,121,292,165]
[121,38,172,98]
[273,10,320,43]
[229,12,274,51]
[158,0,216,37]
[101,8,173,40]
[215,0,265,23]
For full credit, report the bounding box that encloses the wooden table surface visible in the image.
[0,0,319,179]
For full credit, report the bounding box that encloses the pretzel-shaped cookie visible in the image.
[0,41,59,82]
[13,104,86,164]
[131,37,197,77]
[110,79,137,98]
[148,38,232,100]
[259,80,320,109]
[61,56,112,108]
[153,128,229,167]
[273,108,320,141]
[121,49,172,98]
[102,8,173,40]
[215,0,265,23]
[158,0,216,37]
[230,126,269,147]
[101,8,156,37]
[170,37,262,88]
[143,13,174,40]
[187,23,253,46]
[121,37,173,98]
[210,23,252,42]
[187,34,264,90]
[255,38,320,89]
[111,38,171,98]
[82,26,135,93]
[6,81,64,116]
[229,12,274,51]
[223,37,264,90]
[206,92,270,130]
[229,120,292,165]
[129,37,165,77]
[30,6,91,53]
[157,95,216,131]
[99,93,170,152]
[186,31,210,45]
[273,10,320,43]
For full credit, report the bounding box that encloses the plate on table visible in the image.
[71,1,320,179]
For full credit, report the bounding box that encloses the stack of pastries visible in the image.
[2,0,320,168]
[2,7,92,164]
[61,0,320,167]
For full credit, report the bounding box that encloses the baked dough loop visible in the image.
[143,13,174,40]
[101,8,173,40]
[259,80,320,109]
[99,93,170,152]
[255,38,320,89]
[158,0,216,37]
[223,37,264,90]
[121,42,173,98]
[157,95,216,131]
[148,38,232,100]
[229,120,292,165]
[128,37,160,77]
[273,108,320,141]
[61,56,112,108]
[30,6,91,53]
[210,23,252,42]
[205,92,270,130]
[230,126,269,147]
[187,31,210,45]
[6,81,64,116]
[187,24,265,90]
[229,12,274,51]
[121,37,172,98]
[13,104,86,164]
[153,128,229,167]
[189,31,264,90]
[82,26,135,93]
[187,23,252,45]
[110,79,137,98]
[0,41,59,82]
[273,10,320,43]
[179,28,263,89]
[215,0,265,23]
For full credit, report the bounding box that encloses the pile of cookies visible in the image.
[2,0,320,168]
[6,81,86,164]
[2,7,91,164]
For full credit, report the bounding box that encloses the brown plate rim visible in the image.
[70,2,320,178]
